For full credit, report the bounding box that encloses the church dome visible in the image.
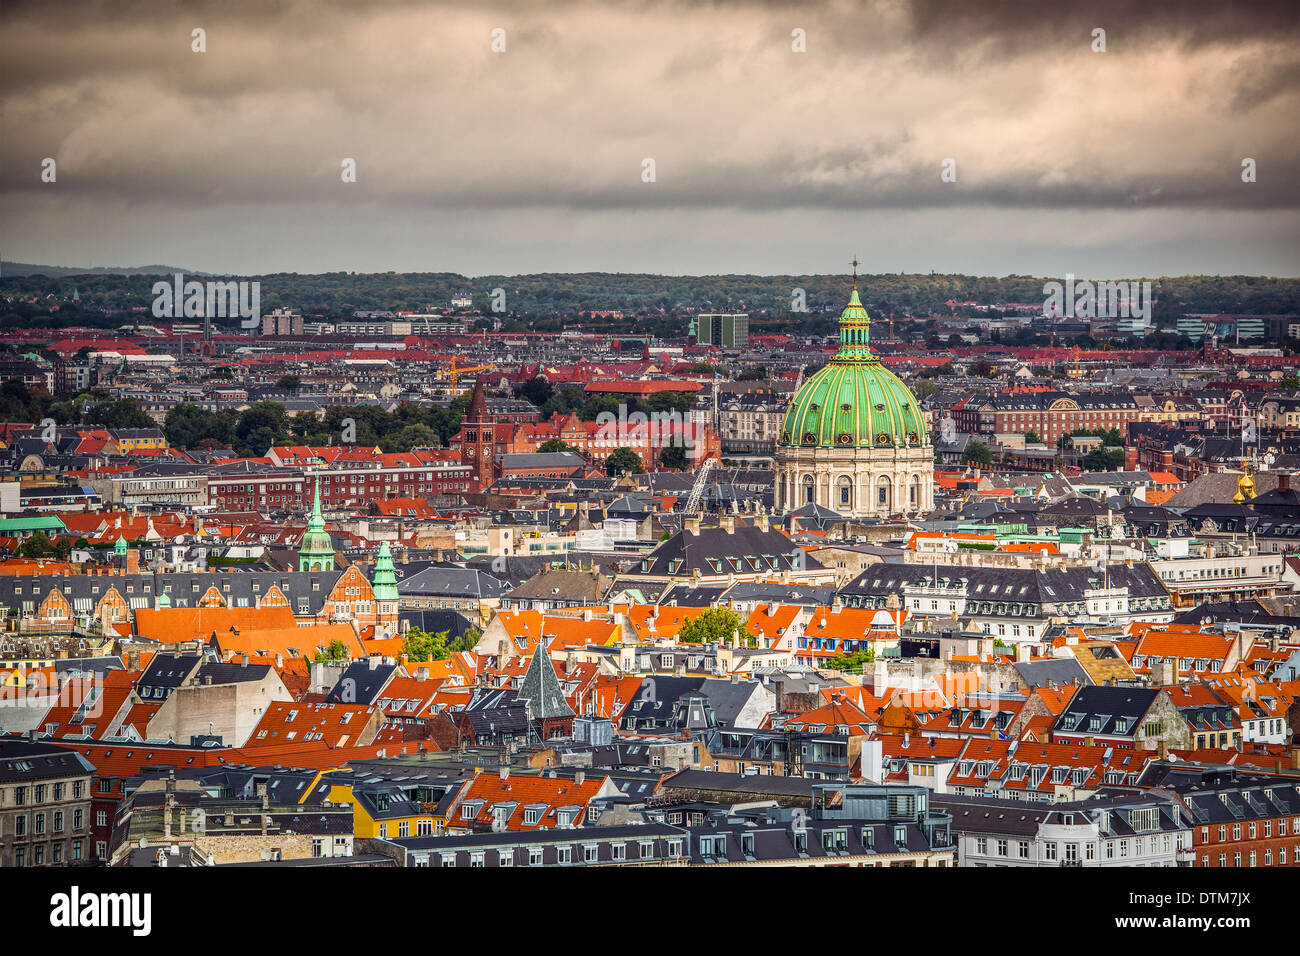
[778,285,929,450]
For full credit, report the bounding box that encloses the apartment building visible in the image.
[0,738,95,867]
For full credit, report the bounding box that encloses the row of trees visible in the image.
[7,271,1298,322]
[163,396,474,457]
[513,376,693,422]
[0,381,158,431]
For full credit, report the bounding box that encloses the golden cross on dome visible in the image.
[851,257,860,289]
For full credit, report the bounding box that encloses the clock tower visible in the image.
[463,384,496,492]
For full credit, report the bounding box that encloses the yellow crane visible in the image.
[448,357,495,391]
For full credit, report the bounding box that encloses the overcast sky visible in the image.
[1,0,1297,278]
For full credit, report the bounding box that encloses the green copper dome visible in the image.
[779,283,929,449]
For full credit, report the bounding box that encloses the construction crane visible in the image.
[684,457,718,516]
[448,357,495,391]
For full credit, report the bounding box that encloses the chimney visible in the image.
[499,766,510,781]
[574,770,585,785]
[241,654,249,668]
[757,514,770,533]
[1016,643,1030,663]
[274,653,283,668]
[685,518,701,536]
[720,515,736,534]
[1280,473,1291,494]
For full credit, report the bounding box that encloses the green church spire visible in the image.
[298,480,334,572]
[371,541,399,602]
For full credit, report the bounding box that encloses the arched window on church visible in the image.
[877,476,892,509]
[837,476,853,509]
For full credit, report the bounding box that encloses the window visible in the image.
[1044,842,1058,861]
[556,846,572,864]
[1018,841,1030,859]
[583,844,599,863]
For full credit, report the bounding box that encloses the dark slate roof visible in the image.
[55,656,124,679]
[139,653,202,689]
[656,584,730,607]
[0,739,97,783]
[397,608,476,639]
[1011,658,1091,688]
[518,647,575,720]
[659,769,815,798]
[465,553,622,587]
[0,569,346,617]
[499,452,587,469]
[1053,686,1160,737]
[721,581,838,607]
[395,566,504,599]
[459,688,529,737]
[841,561,1168,606]
[1172,601,1300,628]
[636,524,821,577]
[323,660,398,705]
[194,661,274,684]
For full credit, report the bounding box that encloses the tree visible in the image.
[962,440,994,466]
[233,401,289,457]
[164,403,236,449]
[538,438,578,454]
[1083,447,1126,471]
[604,447,643,476]
[968,359,997,378]
[679,607,754,646]
[1024,430,1042,444]
[825,647,875,672]
[659,444,689,470]
[403,626,451,662]
[0,380,44,423]
[81,397,154,430]
[911,380,938,400]
[381,423,440,453]
[18,532,56,558]
[276,374,302,392]
[514,376,553,407]
[312,639,349,663]
[452,625,482,653]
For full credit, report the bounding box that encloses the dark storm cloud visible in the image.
[0,1,1295,273]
